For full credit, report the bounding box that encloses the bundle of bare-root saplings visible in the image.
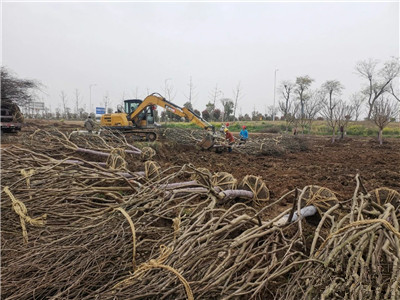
[1,130,399,299]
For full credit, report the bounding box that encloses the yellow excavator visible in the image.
[100,93,215,149]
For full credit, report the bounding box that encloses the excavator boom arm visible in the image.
[129,93,214,131]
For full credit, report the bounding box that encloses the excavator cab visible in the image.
[124,99,155,128]
[124,99,141,114]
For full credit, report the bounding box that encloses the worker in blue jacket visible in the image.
[239,125,248,144]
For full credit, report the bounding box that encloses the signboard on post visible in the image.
[96,107,106,115]
[30,102,45,109]
[25,102,45,115]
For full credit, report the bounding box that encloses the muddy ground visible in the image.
[157,135,400,202]
[2,119,400,203]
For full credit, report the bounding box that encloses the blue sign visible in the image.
[96,107,106,114]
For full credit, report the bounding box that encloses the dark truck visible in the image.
[1,103,23,133]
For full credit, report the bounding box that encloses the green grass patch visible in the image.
[160,120,400,138]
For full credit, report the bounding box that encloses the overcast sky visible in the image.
[2,1,399,115]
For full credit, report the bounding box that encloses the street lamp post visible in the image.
[89,84,97,115]
[273,69,279,121]
[163,78,172,123]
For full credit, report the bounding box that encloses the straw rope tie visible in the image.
[211,172,237,190]
[106,148,127,170]
[173,216,181,242]
[3,186,47,244]
[144,160,161,180]
[20,169,35,188]
[372,187,400,205]
[115,207,137,271]
[113,245,194,300]
[140,147,156,161]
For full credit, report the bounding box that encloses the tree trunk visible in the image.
[331,128,335,143]
[76,147,141,156]
[367,105,373,120]
[218,190,253,201]
[378,129,383,145]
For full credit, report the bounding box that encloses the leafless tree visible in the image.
[209,84,223,107]
[233,81,243,119]
[59,91,68,118]
[322,80,344,105]
[55,107,61,119]
[321,94,341,143]
[65,107,72,120]
[165,81,177,101]
[1,67,41,107]
[295,76,314,118]
[78,107,86,120]
[372,97,398,145]
[349,93,365,121]
[320,80,345,142]
[221,98,234,121]
[388,82,399,102]
[337,101,354,139]
[184,76,197,105]
[282,102,301,134]
[278,80,295,120]
[266,105,278,120]
[355,57,400,119]
[304,89,323,133]
[389,82,400,123]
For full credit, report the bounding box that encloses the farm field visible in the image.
[158,135,400,200]
[1,119,400,299]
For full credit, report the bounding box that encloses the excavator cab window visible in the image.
[124,99,142,115]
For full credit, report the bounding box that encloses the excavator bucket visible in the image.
[198,134,215,150]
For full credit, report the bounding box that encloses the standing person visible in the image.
[239,125,248,144]
[224,127,235,152]
[84,115,96,133]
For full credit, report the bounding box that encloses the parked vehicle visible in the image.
[1,102,23,133]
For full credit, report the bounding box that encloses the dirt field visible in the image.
[157,135,400,200]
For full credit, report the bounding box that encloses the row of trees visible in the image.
[275,58,399,143]
[164,58,399,144]
[161,58,400,139]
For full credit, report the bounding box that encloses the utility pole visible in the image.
[273,68,279,121]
